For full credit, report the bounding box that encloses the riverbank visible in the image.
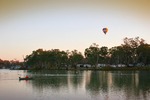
[29,66,150,71]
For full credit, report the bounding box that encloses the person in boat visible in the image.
[25,75,29,78]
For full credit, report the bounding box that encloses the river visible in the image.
[0,69,150,100]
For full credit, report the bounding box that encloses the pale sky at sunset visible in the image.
[0,0,150,61]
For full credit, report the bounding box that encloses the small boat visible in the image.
[19,77,33,80]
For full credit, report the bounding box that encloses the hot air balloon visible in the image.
[102,28,108,34]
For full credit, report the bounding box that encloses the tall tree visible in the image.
[121,37,145,66]
[84,43,100,67]
[137,44,150,65]
[69,50,84,68]
[99,46,109,63]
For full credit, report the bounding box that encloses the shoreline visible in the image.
[28,66,150,71]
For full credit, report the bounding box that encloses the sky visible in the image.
[0,0,150,61]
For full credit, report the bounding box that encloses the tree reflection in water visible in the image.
[28,70,150,100]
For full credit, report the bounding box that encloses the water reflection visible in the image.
[30,71,83,91]
[1,69,150,100]
[29,70,150,100]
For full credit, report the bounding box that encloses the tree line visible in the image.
[23,37,150,69]
[1,37,149,69]
[0,59,22,69]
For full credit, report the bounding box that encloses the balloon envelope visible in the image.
[102,28,108,34]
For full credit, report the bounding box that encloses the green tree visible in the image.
[25,49,62,69]
[69,50,84,68]
[137,44,150,65]
[109,46,125,65]
[84,43,100,67]
[121,37,145,66]
[99,46,109,64]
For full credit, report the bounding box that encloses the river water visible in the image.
[0,69,150,100]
